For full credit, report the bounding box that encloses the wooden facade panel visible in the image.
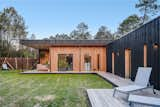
[50,46,106,72]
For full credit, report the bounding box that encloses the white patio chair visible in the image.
[113,67,154,98]
[2,63,8,70]
[128,95,160,107]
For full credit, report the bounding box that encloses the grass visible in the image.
[0,71,113,107]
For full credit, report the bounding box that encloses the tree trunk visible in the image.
[142,7,148,24]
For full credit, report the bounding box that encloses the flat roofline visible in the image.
[20,39,112,49]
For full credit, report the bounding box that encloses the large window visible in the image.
[58,54,73,71]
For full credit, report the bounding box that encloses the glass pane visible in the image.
[58,54,73,71]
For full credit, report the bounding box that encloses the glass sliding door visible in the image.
[58,54,73,71]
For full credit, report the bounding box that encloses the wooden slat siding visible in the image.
[39,50,49,65]
[106,44,112,73]
[0,58,37,70]
[50,46,106,72]
[15,58,18,69]
[107,16,160,90]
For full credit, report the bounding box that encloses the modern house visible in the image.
[21,40,111,72]
[20,16,160,90]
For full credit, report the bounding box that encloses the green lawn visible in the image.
[0,71,112,107]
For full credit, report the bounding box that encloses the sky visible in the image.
[0,0,154,39]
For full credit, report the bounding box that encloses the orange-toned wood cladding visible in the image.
[144,45,147,67]
[49,46,106,72]
[40,50,50,65]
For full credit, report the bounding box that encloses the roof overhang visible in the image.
[20,39,112,49]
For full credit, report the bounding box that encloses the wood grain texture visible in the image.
[49,46,106,72]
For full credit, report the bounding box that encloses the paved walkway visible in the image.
[96,72,133,86]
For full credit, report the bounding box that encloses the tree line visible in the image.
[43,0,160,40]
[117,0,160,36]
[0,7,36,58]
[47,23,114,40]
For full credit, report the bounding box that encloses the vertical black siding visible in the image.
[107,17,160,90]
